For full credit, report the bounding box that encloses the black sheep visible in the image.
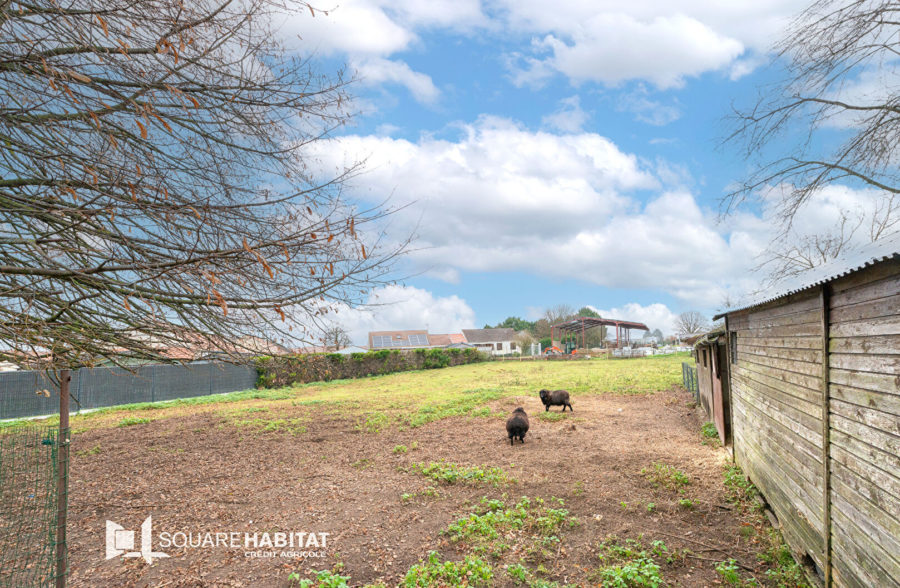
[506,407,529,445]
[539,389,572,412]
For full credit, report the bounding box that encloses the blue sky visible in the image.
[281,0,884,343]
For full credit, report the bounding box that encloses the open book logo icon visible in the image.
[105,516,170,564]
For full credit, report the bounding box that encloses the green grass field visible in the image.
[2,353,689,434]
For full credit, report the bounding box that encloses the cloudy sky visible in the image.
[282,0,882,343]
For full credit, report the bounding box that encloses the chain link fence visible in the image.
[0,426,64,587]
[1,362,257,420]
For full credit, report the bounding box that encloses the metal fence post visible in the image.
[56,370,70,588]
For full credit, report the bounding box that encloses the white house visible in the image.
[461,328,518,356]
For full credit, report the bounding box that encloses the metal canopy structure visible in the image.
[551,317,650,350]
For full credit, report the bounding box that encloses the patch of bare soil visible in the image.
[66,387,756,587]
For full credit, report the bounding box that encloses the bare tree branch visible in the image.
[0,0,409,370]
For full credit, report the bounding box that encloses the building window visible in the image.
[511,342,517,351]
[730,332,738,365]
[702,348,708,367]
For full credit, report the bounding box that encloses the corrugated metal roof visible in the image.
[714,232,900,320]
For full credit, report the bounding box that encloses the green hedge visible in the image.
[255,347,488,388]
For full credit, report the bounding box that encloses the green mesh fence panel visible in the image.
[0,426,64,587]
[0,363,258,419]
[681,362,699,400]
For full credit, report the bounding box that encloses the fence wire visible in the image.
[0,426,63,587]
[1,362,257,420]
[682,362,699,401]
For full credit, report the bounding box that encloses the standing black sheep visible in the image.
[506,407,529,445]
[539,389,573,412]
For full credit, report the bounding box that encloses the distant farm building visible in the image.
[696,235,899,588]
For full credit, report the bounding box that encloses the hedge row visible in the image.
[255,347,489,388]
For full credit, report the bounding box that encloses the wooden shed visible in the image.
[713,236,899,588]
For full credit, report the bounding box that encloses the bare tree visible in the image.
[543,304,575,327]
[756,210,864,283]
[321,326,352,351]
[514,330,535,355]
[725,0,900,244]
[675,311,709,338]
[0,0,407,371]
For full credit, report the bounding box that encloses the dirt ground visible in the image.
[66,386,762,587]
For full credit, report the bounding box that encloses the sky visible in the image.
[280,0,885,344]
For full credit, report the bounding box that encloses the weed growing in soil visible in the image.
[592,536,666,587]
[700,422,722,447]
[678,498,695,509]
[75,444,101,456]
[402,551,493,587]
[723,464,759,508]
[357,412,389,433]
[350,458,373,470]
[444,496,576,562]
[393,444,408,454]
[400,486,439,503]
[230,416,307,435]
[721,464,809,588]
[641,462,690,490]
[288,569,351,587]
[715,559,746,586]
[536,411,569,422]
[412,461,514,486]
[117,417,151,427]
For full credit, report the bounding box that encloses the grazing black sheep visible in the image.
[539,389,572,412]
[506,407,529,445]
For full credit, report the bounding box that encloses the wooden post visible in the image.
[820,286,832,588]
[56,369,70,588]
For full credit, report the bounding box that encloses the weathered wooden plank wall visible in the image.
[729,289,827,573]
[828,261,900,588]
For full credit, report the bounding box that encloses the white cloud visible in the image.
[589,302,681,336]
[278,1,812,99]
[542,95,590,132]
[353,57,440,103]
[330,285,476,344]
[304,116,893,310]
[617,85,681,126]
[282,2,416,56]
[532,14,743,89]
[278,0,487,103]
[499,0,810,87]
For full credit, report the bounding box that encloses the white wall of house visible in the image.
[474,341,516,355]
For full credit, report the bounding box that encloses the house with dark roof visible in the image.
[461,328,518,355]
[704,234,899,587]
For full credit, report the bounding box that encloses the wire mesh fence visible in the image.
[0,362,258,420]
[681,362,699,401]
[0,426,64,587]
